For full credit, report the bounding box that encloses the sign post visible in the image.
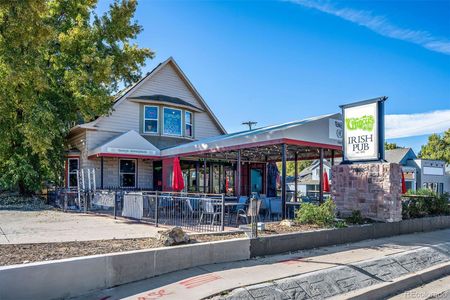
[340,96,387,164]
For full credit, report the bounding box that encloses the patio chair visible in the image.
[236,196,248,211]
[259,195,271,221]
[184,197,201,220]
[269,198,282,220]
[199,199,221,225]
[237,199,262,224]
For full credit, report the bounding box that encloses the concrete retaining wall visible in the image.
[250,215,450,257]
[1,216,449,300]
[0,238,250,300]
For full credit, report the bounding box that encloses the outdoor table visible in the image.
[286,202,302,219]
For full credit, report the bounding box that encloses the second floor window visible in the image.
[144,106,158,133]
[185,111,193,137]
[163,107,182,136]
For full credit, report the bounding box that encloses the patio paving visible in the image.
[0,209,162,244]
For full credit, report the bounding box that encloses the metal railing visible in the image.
[50,188,226,232]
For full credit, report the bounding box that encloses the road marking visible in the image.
[179,274,222,289]
[279,256,304,265]
[135,289,174,300]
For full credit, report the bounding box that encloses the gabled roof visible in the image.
[79,57,226,134]
[89,130,160,158]
[161,113,342,157]
[385,148,416,164]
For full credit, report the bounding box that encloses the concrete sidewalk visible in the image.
[76,228,450,300]
[0,210,160,244]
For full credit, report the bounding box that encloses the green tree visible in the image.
[418,129,450,164]
[384,142,402,150]
[277,160,312,177]
[0,0,154,194]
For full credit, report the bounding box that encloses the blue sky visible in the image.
[98,0,450,153]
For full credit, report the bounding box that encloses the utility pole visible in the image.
[242,121,257,131]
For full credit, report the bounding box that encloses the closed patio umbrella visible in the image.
[401,172,407,194]
[323,171,330,193]
[172,157,185,192]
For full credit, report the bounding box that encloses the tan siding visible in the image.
[130,64,202,107]
[103,157,119,188]
[138,159,153,189]
[194,112,222,139]
[86,130,121,151]
[95,100,140,132]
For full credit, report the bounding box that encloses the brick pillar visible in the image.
[331,163,402,222]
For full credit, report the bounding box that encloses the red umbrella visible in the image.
[172,157,185,192]
[401,172,407,194]
[323,171,330,192]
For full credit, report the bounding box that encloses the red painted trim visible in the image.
[88,153,160,160]
[164,138,342,158]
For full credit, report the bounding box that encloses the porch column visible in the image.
[264,155,268,195]
[100,156,104,189]
[319,148,324,204]
[236,150,241,197]
[294,152,298,202]
[203,158,207,193]
[281,143,287,219]
[195,161,200,192]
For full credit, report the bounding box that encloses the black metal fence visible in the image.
[50,189,226,232]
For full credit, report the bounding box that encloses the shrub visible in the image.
[296,199,336,226]
[402,189,449,219]
[346,210,364,224]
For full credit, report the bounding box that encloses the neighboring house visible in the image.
[286,159,332,197]
[385,148,449,194]
[66,57,226,190]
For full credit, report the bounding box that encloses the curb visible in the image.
[332,262,450,300]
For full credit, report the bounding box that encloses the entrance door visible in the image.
[250,168,263,194]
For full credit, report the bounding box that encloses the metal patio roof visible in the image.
[161,113,343,157]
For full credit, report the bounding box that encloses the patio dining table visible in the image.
[286,202,302,219]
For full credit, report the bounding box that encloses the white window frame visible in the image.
[67,158,79,188]
[163,107,183,137]
[185,111,193,138]
[119,159,137,188]
[143,105,159,134]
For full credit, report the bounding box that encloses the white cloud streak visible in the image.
[288,0,450,55]
[385,110,450,139]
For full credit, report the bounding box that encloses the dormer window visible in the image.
[185,111,193,137]
[163,107,182,136]
[144,106,158,133]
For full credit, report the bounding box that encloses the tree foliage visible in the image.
[277,160,312,177]
[0,0,153,193]
[384,142,402,150]
[418,129,450,164]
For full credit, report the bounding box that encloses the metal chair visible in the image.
[237,199,262,224]
[269,198,282,220]
[199,199,221,225]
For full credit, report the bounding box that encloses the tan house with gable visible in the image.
[66,57,226,190]
[66,57,343,203]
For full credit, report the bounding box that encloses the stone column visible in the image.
[331,162,402,222]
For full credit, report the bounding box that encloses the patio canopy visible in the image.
[161,113,343,159]
[89,130,161,159]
